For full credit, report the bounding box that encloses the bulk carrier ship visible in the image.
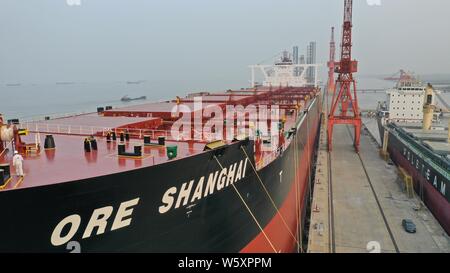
[377,74,450,235]
[0,52,322,252]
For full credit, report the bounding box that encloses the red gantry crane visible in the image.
[384,69,413,82]
[328,0,361,152]
[327,27,336,94]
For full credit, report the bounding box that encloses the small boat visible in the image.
[126,81,143,84]
[121,95,147,102]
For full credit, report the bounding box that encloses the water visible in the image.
[356,77,392,110]
[0,81,181,120]
[0,76,448,120]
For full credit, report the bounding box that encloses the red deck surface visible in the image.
[0,113,298,191]
[182,95,253,102]
[0,86,314,191]
[0,134,207,191]
[104,101,225,114]
[25,113,160,128]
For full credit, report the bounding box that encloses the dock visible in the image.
[307,106,450,253]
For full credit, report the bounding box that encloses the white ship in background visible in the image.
[377,71,442,126]
[375,71,450,235]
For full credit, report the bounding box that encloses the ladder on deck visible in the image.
[398,167,414,199]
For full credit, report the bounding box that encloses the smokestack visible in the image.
[293,46,299,64]
[422,83,434,131]
[293,46,299,76]
[306,41,317,83]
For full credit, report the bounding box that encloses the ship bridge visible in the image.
[250,51,321,88]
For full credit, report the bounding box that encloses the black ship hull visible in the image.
[0,97,321,252]
[383,124,450,235]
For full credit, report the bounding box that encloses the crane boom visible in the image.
[327,0,362,152]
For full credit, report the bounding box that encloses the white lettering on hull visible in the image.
[51,198,140,246]
[398,140,448,199]
[159,158,249,214]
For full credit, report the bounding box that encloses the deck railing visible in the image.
[17,122,227,144]
[19,122,174,140]
[19,111,96,123]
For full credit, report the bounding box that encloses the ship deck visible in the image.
[27,113,161,128]
[397,115,450,158]
[1,86,315,191]
[20,113,162,136]
[103,101,226,116]
[0,134,207,191]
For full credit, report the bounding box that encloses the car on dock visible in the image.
[402,219,416,233]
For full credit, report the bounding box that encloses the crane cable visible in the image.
[213,155,277,253]
[291,106,310,253]
[293,127,304,253]
[240,145,301,251]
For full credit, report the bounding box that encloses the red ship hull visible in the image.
[384,123,450,235]
[389,148,450,234]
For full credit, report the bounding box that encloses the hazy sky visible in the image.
[1,0,450,88]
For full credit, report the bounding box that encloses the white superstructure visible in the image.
[384,73,436,123]
[249,51,320,88]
